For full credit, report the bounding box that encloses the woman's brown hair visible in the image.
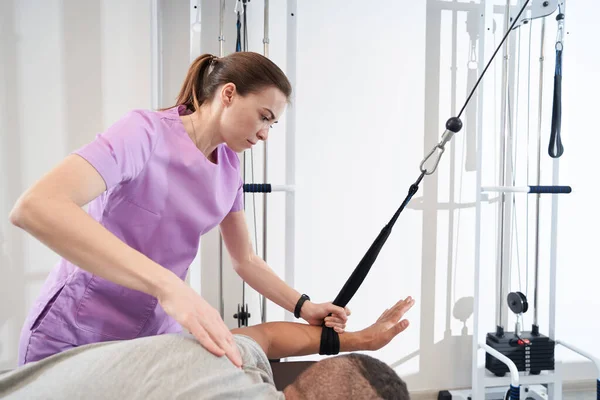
[168,51,292,112]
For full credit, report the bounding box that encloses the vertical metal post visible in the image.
[190,0,202,61]
[150,0,163,110]
[240,3,247,325]
[261,0,270,324]
[533,17,546,332]
[219,0,225,57]
[263,0,270,57]
[187,0,204,296]
[548,7,565,400]
[495,0,513,333]
[285,0,297,323]
[218,0,225,319]
[473,2,493,398]
[548,0,566,343]
[444,4,458,339]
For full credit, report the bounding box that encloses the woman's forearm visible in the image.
[10,196,178,298]
[235,255,302,314]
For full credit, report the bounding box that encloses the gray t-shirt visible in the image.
[0,333,286,399]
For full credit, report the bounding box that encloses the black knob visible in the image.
[446,117,463,133]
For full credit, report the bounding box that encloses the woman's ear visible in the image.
[220,83,237,106]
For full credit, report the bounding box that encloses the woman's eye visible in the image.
[261,115,273,128]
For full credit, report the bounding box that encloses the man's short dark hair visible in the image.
[287,353,410,399]
[345,353,410,400]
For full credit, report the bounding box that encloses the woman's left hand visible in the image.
[301,301,351,333]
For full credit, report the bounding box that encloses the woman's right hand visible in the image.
[157,277,243,368]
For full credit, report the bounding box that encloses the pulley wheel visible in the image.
[507,291,528,314]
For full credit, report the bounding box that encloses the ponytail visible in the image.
[164,52,292,112]
[172,54,216,112]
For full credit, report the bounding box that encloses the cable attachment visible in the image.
[549,2,565,158]
[555,12,565,51]
[420,117,463,175]
[234,0,244,14]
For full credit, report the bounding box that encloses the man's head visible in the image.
[283,353,409,400]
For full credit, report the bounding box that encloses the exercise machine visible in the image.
[436,1,600,399]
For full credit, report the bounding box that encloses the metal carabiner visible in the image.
[234,0,244,15]
[420,118,461,175]
[420,144,446,175]
[555,3,565,51]
[468,44,478,70]
[555,22,564,51]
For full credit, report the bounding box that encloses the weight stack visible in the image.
[485,331,555,376]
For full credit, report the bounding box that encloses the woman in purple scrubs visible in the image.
[11,52,350,368]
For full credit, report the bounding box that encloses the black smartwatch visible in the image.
[294,294,311,318]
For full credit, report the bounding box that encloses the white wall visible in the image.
[1,0,599,396]
[0,0,153,370]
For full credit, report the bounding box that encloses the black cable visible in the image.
[243,1,248,51]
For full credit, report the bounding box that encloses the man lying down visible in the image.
[0,296,414,400]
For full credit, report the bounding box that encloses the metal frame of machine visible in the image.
[439,1,600,399]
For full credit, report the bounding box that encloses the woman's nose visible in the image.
[257,127,269,141]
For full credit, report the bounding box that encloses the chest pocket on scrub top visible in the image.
[75,199,162,340]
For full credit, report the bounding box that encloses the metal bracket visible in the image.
[510,0,559,30]
[234,303,251,327]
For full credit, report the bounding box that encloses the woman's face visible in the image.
[216,83,287,152]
